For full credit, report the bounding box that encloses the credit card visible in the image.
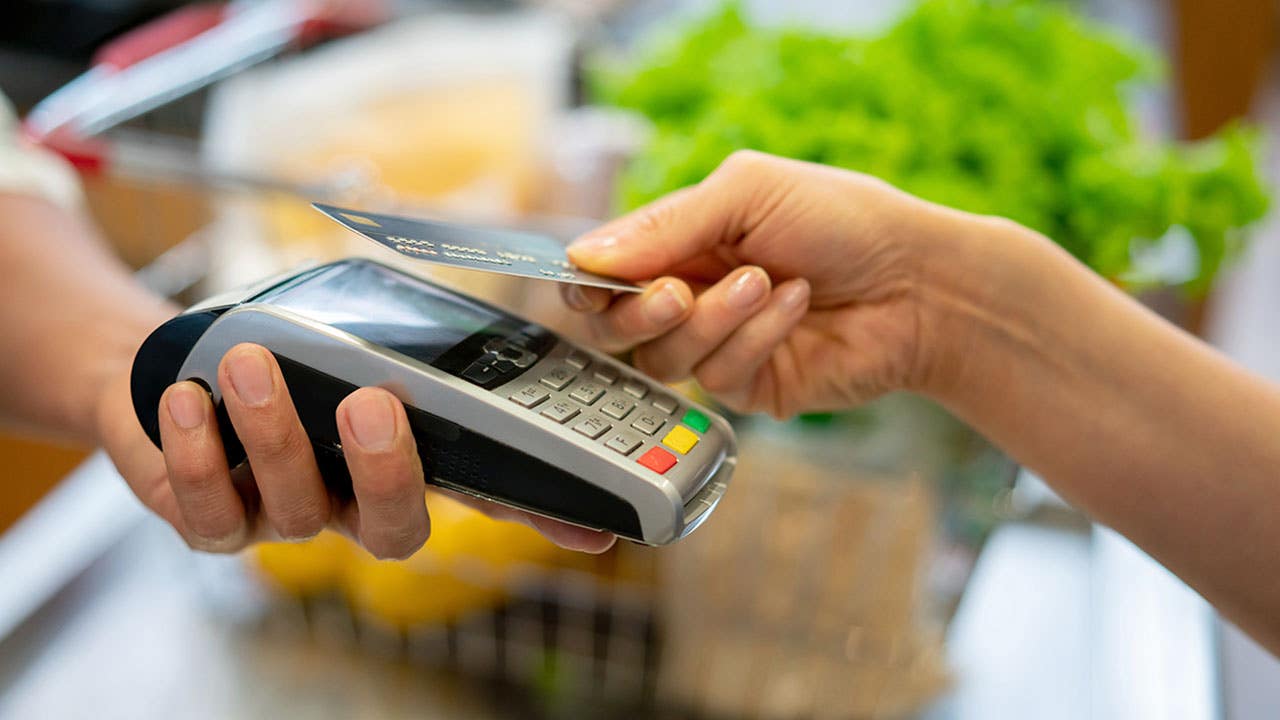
[312,203,643,293]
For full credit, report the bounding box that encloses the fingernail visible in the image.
[563,283,592,311]
[727,267,770,309]
[347,392,397,452]
[567,234,618,256]
[167,383,206,430]
[644,282,689,325]
[780,279,810,309]
[226,347,273,407]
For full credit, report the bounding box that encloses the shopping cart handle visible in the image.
[94,3,229,71]
[92,0,388,71]
[298,0,393,43]
[24,0,388,150]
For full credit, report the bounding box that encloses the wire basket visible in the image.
[228,394,1009,720]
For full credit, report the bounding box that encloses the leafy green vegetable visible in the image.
[590,0,1270,292]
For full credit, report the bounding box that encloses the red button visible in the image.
[636,446,677,474]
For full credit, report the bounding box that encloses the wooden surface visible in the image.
[80,175,210,269]
[0,436,87,533]
[1172,0,1277,139]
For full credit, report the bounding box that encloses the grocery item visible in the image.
[250,490,566,627]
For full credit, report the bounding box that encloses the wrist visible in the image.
[905,207,1072,404]
[82,300,177,446]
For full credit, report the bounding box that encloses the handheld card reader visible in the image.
[131,258,735,545]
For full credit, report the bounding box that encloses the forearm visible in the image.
[918,216,1280,653]
[0,194,175,444]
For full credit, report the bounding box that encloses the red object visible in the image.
[94,3,228,70]
[30,131,110,175]
[22,0,389,177]
[299,0,392,43]
[636,447,677,475]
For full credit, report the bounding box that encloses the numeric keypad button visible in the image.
[540,400,580,424]
[631,413,665,436]
[572,415,611,439]
[651,395,679,415]
[509,385,549,408]
[601,395,635,420]
[539,366,576,390]
[569,382,605,405]
[621,380,648,399]
[594,365,620,385]
[604,431,642,456]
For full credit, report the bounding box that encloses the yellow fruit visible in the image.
[344,490,564,628]
[249,530,356,597]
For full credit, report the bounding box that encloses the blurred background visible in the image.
[1,0,1279,717]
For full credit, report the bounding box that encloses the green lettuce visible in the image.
[590,0,1271,292]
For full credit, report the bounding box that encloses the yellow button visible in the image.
[662,425,700,455]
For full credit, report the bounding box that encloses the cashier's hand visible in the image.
[98,348,616,558]
[563,150,966,417]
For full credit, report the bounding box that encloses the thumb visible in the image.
[568,168,751,281]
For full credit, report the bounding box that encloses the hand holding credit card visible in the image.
[313,203,644,293]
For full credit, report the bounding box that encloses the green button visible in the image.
[681,408,711,433]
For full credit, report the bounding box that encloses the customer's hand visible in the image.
[563,150,985,417]
[97,344,616,558]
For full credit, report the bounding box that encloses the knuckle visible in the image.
[681,323,722,352]
[976,212,1022,235]
[249,424,309,466]
[166,451,220,486]
[185,500,242,540]
[718,149,769,179]
[632,199,673,238]
[270,498,329,540]
[357,470,415,509]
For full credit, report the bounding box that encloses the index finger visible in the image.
[577,278,694,353]
[566,150,777,280]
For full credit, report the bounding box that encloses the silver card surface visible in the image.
[313,203,642,293]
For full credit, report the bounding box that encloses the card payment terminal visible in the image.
[131,258,736,545]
